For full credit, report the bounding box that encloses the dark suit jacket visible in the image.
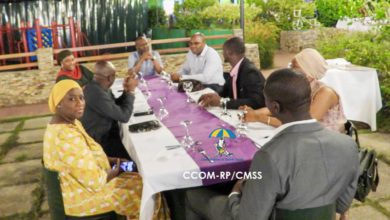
[81,81,135,149]
[228,122,360,220]
[220,58,265,109]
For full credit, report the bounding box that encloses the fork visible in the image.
[198,148,214,163]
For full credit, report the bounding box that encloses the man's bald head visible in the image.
[94,60,116,77]
[264,68,311,115]
[189,33,206,55]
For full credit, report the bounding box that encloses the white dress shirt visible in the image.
[179,45,225,85]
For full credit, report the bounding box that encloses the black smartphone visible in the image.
[133,109,154,117]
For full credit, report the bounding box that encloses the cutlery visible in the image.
[198,148,214,163]
[165,145,181,150]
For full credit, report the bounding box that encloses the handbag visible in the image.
[177,79,204,93]
[345,121,380,202]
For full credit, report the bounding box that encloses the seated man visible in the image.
[128,36,163,76]
[81,61,138,159]
[171,33,225,93]
[198,37,265,109]
[186,68,359,220]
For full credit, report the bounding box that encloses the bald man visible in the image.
[81,61,138,159]
[171,33,225,93]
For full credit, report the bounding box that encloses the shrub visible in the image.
[245,21,280,68]
[247,0,316,30]
[174,0,218,30]
[200,3,262,29]
[315,0,390,27]
[148,6,167,28]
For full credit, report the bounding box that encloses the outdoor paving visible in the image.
[0,121,19,133]
[1,143,42,163]
[0,133,11,146]
[0,114,389,219]
[0,183,40,217]
[23,117,51,130]
[17,129,45,144]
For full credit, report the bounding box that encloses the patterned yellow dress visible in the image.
[43,120,142,218]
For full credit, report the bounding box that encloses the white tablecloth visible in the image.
[320,62,382,130]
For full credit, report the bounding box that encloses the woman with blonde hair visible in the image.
[243,48,346,133]
[43,80,165,219]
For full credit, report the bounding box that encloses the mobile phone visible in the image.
[133,109,154,117]
[112,161,137,172]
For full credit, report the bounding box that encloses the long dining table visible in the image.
[112,76,274,220]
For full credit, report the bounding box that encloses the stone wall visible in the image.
[0,44,260,107]
[280,30,319,53]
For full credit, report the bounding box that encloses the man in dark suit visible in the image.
[81,61,138,159]
[198,37,265,109]
[186,69,359,220]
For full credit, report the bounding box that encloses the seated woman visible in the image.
[243,48,346,132]
[56,50,94,86]
[43,80,156,218]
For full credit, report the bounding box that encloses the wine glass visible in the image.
[137,72,147,88]
[180,120,194,149]
[220,97,231,117]
[157,97,169,120]
[236,109,248,137]
[183,81,193,103]
[142,89,151,100]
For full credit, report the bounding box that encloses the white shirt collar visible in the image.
[273,119,317,136]
[196,45,208,57]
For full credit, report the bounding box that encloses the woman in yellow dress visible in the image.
[43,80,145,218]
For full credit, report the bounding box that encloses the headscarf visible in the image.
[294,48,328,80]
[48,80,81,113]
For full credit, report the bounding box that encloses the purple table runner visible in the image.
[145,76,258,185]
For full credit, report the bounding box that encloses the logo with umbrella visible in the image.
[209,128,236,156]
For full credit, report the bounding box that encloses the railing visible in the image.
[0,51,38,71]
[0,34,233,72]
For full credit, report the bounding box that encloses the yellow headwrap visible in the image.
[48,80,81,113]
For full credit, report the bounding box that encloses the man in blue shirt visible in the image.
[128,36,164,76]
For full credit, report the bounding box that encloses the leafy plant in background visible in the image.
[315,0,343,27]
[148,6,167,28]
[315,0,390,27]
[174,0,218,30]
[200,3,262,29]
[245,21,280,68]
[247,0,316,30]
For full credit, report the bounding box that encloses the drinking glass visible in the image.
[220,97,231,117]
[137,72,147,88]
[180,120,194,149]
[236,109,248,137]
[157,97,169,120]
[183,81,193,103]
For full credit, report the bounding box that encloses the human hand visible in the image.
[107,158,120,182]
[141,51,153,61]
[238,105,253,111]
[198,93,221,107]
[170,73,181,82]
[123,76,138,93]
[127,69,136,78]
[108,157,129,166]
[231,179,245,194]
[243,108,258,122]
